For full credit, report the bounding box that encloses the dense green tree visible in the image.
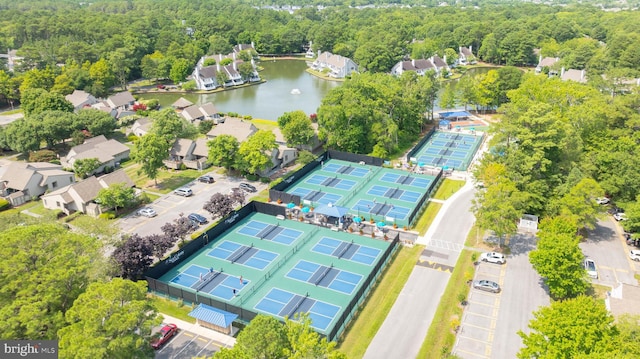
[4,119,41,153]
[75,109,118,137]
[18,66,56,93]
[296,150,316,166]
[439,83,456,110]
[58,279,159,359]
[518,296,617,359]
[237,130,277,175]
[169,58,192,84]
[277,111,315,148]
[529,217,588,300]
[150,108,198,140]
[0,223,100,340]
[131,133,171,185]
[553,178,604,230]
[73,158,101,179]
[34,110,75,148]
[207,134,240,170]
[20,88,74,117]
[96,183,137,214]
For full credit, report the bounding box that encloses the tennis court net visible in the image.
[314,264,333,286]
[260,224,280,239]
[230,244,254,263]
[196,270,222,291]
[337,241,354,259]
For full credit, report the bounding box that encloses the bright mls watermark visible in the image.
[1,341,57,358]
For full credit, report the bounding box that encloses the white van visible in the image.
[174,188,193,197]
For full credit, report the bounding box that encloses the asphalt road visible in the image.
[364,181,476,359]
[580,217,637,286]
[118,174,266,237]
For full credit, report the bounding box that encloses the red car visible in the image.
[151,324,178,349]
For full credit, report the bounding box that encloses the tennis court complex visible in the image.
[284,159,437,227]
[153,210,395,340]
[412,131,483,170]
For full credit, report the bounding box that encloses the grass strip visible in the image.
[414,202,443,236]
[432,178,466,201]
[416,250,477,358]
[149,295,196,324]
[337,245,424,359]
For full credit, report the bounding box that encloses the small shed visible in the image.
[438,119,451,130]
[188,304,238,335]
[518,214,539,233]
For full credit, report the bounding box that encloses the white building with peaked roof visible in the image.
[0,162,76,206]
[310,51,359,79]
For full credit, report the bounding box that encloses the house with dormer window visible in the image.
[310,51,358,79]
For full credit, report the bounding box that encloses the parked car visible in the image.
[584,258,598,279]
[198,175,215,183]
[239,182,257,193]
[596,197,610,205]
[630,250,640,262]
[138,207,157,218]
[151,323,178,349]
[608,206,623,215]
[188,213,208,225]
[472,280,501,293]
[613,212,627,221]
[174,187,193,197]
[479,252,506,264]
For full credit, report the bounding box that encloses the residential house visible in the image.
[42,169,134,216]
[180,102,222,124]
[65,90,98,111]
[270,127,299,168]
[310,51,359,79]
[0,162,75,206]
[172,97,194,110]
[391,55,449,77]
[206,117,258,143]
[131,117,153,137]
[192,53,260,91]
[106,91,136,111]
[163,138,210,170]
[560,68,587,83]
[233,42,257,58]
[458,46,476,65]
[62,135,130,175]
[535,56,560,75]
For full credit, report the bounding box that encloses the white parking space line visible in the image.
[171,332,199,358]
[427,239,464,252]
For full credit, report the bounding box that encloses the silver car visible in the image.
[138,207,157,218]
[584,259,598,279]
[479,252,506,264]
[473,280,501,293]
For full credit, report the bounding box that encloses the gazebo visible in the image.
[188,304,237,335]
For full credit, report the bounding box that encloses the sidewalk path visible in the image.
[159,313,236,348]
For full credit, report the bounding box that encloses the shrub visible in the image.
[99,212,116,220]
[198,120,214,134]
[0,198,10,211]
[63,211,82,223]
[243,115,252,120]
[50,159,61,165]
[29,150,57,162]
[181,80,197,91]
[259,177,270,183]
[179,163,187,170]
[270,178,283,188]
[245,173,258,181]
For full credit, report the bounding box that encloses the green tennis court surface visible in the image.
[158,212,393,339]
[285,159,437,227]
[413,131,483,170]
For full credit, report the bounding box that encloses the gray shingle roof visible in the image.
[206,117,257,142]
[172,97,194,109]
[189,304,237,327]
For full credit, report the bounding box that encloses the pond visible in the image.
[137,59,341,121]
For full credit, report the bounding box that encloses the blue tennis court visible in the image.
[352,199,410,220]
[237,220,302,245]
[311,237,381,266]
[255,288,341,331]
[208,241,278,270]
[305,174,356,191]
[286,260,362,295]
[416,155,463,169]
[322,163,370,178]
[366,185,422,203]
[379,172,433,189]
[290,187,343,205]
[170,264,248,300]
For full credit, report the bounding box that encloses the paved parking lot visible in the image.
[119,173,266,237]
[454,261,505,359]
[154,327,221,359]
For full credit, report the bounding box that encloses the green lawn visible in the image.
[68,214,119,238]
[123,162,202,193]
[337,245,424,358]
[432,178,466,201]
[417,250,477,358]
[149,295,196,324]
[414,201,443,235]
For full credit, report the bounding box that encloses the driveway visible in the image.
[154,326,221,359]
[119,173,266,237]
[580,218,638,286]
[364,181,476,359]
